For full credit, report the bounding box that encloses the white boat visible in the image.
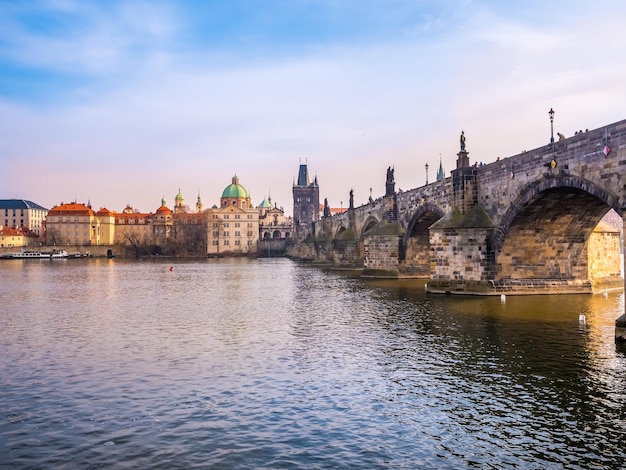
[1,249,69,259]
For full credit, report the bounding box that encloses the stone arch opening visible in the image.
[359,216,379,242]
[400,203,445,277]
[493,176,622,286]
[335,225,347,239]
[358,216,380,260]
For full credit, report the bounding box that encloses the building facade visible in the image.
[0,227,26,248]
[206,176,259,256]
[0,199,48,236]
[258,195,293,240]
[114,204,153,246]
[45,202,115,246]
[258,195,294,257]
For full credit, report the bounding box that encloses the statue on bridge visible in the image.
[349,189,354,210]
[460,131,466,152]
[323,198,330,217]
[385,166,395,197]
[386,166,394,183]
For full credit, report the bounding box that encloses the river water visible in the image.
[1,258,625,469]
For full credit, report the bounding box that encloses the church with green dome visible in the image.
[205,175,259,257]
[220,175,253,209]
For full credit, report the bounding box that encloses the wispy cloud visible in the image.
[1,0,626,212]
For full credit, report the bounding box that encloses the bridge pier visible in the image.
[617,314,626,343]
[361,221,403,277]
[617,209,626,342]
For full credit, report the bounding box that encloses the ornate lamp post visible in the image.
[425,163,429,185]
[549,108,555,143]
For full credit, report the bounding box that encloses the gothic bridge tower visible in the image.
[293,161,320,237]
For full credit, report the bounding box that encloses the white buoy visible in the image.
[579,314,586,324]
[500,294,506,303]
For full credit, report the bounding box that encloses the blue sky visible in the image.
[2,0,626,215]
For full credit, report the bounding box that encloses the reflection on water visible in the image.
[1,258,625,468]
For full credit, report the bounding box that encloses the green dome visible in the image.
[222,175,249,198]
[258,195,272,208]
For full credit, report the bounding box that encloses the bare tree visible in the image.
[124,231,146,258]
[45,228,61,246]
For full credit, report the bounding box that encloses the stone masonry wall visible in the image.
[430,227,493,281]
[588,229,622,287]
[363,234,401,275]
[332,240,362,268]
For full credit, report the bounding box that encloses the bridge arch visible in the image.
[492,175,622,282]
[359,215,380,242]
[401,202,446,276]
[335,225,348,239]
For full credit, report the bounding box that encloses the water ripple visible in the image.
[1,259,625,468]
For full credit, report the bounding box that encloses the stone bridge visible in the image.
[289,118,626,296]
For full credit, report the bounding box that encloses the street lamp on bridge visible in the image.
[549,108,555,143]
[425,163,429,185]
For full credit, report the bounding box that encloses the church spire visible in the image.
[196,191,203,213]
[436,155,445,181]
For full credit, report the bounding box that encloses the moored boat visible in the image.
[0,249,69,259]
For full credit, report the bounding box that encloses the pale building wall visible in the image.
[0,229,25,248]
[206,206,259,255]
[259,207,293,240]
[115,215,153,245]
[46,213,94,245]
[1,205,47,236]
[97,214,116,245]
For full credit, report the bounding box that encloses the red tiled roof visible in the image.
[0,227,23,236]
[156,205,172,215]
[48,203,95,216]
[96,207,115,216]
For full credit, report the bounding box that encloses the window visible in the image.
[235,231,240,236]
[224,240,229,245]
[213,231,218,237]
[223,231,229,237]
[235,214,241,219]
[224,215,229,219]
[235,240,240,245]
[235,222,240,227]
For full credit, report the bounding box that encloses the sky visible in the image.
[1,0,626,216]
